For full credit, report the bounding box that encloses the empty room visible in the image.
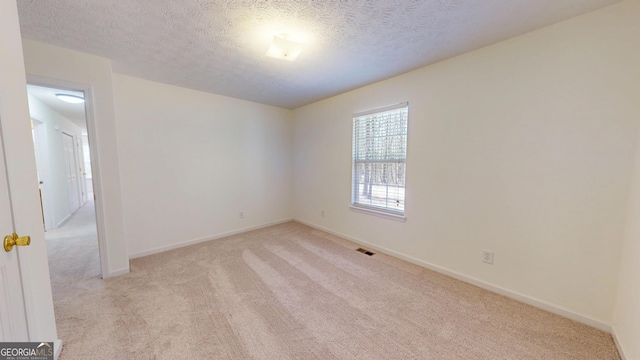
[1,0,639,359]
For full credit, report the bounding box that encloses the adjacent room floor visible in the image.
[46,213,620,359]
[46,199,101,280]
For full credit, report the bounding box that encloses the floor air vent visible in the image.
[356,248,375,256]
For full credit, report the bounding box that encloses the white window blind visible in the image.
[352,102,408,217]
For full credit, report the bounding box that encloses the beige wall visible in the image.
[112,74,293,257]
[293,0,640,339]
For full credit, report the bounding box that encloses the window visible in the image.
[351,102,408,220]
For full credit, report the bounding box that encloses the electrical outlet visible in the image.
[482,251,494,264]
[321,210,325,217]
[239,211,244,219]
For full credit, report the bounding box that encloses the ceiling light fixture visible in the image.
[265,34,304,61]
[55,94,85,104]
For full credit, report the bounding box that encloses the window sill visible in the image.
[349,205,406,222]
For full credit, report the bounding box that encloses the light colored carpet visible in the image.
[46,199,101,280]
[47,213,620,359]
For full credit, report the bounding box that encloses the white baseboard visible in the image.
[54,339,62,360]
[293,218,612,333]
[611,326,628,360]
[56,204,86,229]
[129,218,294,259]
[55,213,72,229]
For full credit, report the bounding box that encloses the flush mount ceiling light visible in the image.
[55,93,85,104]
[265,34,304,61]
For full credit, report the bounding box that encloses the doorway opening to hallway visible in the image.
[27,84,103,281]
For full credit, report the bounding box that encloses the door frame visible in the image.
[30,118,54,230]
[61,131,81,215]
[27,76,109,279]
[76,135,88,205]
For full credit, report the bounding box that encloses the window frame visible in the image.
[350,102,408,222]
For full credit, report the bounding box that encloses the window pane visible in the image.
[352,104,408,215]
[352,162,405,212]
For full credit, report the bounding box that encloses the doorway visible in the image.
[26,84,102,280]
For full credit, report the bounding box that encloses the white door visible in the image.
[76,136,87,204]
[0,115,30,341]
[1,0,58,345]
[62,132,80,213]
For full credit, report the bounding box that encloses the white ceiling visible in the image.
[17,0,619,109]
[27,85,87,131]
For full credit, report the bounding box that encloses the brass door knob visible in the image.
[4,233,31,252]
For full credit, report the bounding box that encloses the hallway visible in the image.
[46,199,100,280]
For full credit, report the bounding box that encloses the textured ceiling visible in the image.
[17,0,619,109]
